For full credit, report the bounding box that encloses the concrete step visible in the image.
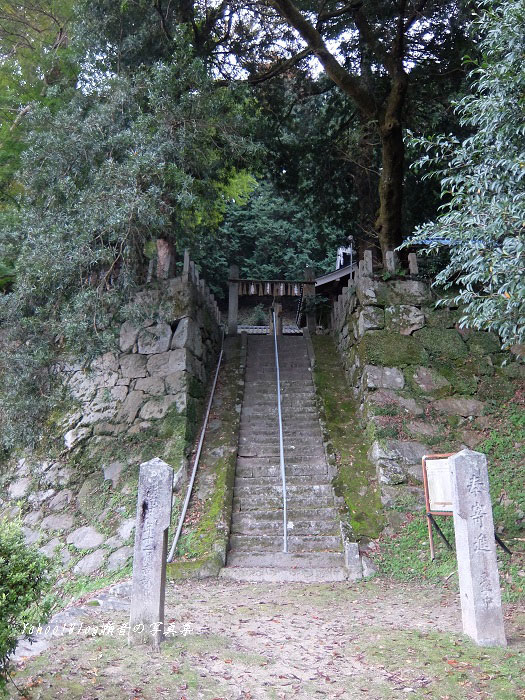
[236,456,328,470]
[231,514,340,535]
[236,462,329,478]
[238,436,322,449]
[225,551,345,568]
[231,506,339,521]
[234,474,330,487]
[244,370,312,380]
[233,492,334,511]
[219,566,349,583]
[229,533,343,552]
[237,447,326,459]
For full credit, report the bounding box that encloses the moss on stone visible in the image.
[436,364,478,395]
[312,336,384,540]
[466,331,501,356]
[422,307,460,328]
[359,330,429,367]
[412,327,468,361]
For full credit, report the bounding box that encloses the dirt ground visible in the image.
[10,578,525,700]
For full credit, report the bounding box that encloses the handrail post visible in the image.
[273,309,288,553]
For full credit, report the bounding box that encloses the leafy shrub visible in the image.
[0,517,52,694]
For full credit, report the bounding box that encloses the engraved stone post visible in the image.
[156,239,175,280]
[408,252,418,275]
[363,250,373,276]
[303,267,316,334]
[449,449,506,647]
[228,264,239,336]
[385,250,397,274]
[129,458,173,650]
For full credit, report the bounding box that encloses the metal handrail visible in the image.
[167,328,225,563]
[272,309,288,553]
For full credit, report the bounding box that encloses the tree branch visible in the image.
[266,0,377,117]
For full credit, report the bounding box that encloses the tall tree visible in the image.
[403,0,524,347]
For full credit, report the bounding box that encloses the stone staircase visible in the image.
[220,334,350,582]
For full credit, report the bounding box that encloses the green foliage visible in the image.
[403,0,525,347]
[190,180,345,299]
[0,32,256,448]
[0,516,52,693]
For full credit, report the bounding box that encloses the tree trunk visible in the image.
[374,75,407,263]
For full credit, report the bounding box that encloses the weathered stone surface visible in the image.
[64,426,92,450]
[117,390,145,423]
[24,509,43,526]
[91,352,119,373]
[172,317,203,358]
[434,397,485,417]
[103,461,126,487]
[139,396,179,421]
[77,476,100,517]
[410,366,451,394]
[67,526,105,549]
[146,349,186,377]
[93,422,128,436]
[120,321,140,352]
[39,537,61,558]
[385,305,425,335]
[137,322,173,355]
[467,331,501,356]
[358,307,384,337]
[165,371,186,395]
[8,477,32,499]
[368,389,425,416]
[381,485,425,511]
[73,549,106,575]
[510,344,525,359]
[41,514,74,531]
[48,490,73,511]
[107,546,133,572]
[22,527,40,545]
[134,376,165,396]
[118,519,136,541]
[423,307,460,329]
[369,440,429,486]
[360,330,429,367]
[363,365,405,390]
[450,450,506,646]
[120,354,148,379]
[413,327,468,360]
[406,420,440,437]
[27,489,55,506]
[129,458,173,649]
[389,280,432,305]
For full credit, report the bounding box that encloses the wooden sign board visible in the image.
[422,453,455,560]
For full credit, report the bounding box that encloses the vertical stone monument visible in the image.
[129,458,173,650]
[449,449,506,647]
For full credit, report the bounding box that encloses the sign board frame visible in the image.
[422,453,455,560]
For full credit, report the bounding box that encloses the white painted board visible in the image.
[426,458,453,512]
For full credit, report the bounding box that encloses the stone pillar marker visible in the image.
[129,458,173,650]
[228,264,239,336]
[449,449,506,647]
[303,267,316,335]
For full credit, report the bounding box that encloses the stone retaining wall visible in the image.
[332,267,524,532]
[0,261,222,582]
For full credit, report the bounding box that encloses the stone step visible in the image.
[231,506,339,521]
[234,473,330,487]
[238,436,322,449]
[244,370,312,380]
[228,533,342,552]
[236,463,329,478]
[242,390,315,400]
[231,514,340,535]
[239,426,321,438]
[225,551,345,568]
[236,456,328,470]
[219,566,349,583]
[237,447,326,460]
[233,492,334,511]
